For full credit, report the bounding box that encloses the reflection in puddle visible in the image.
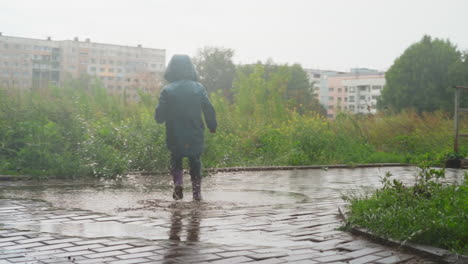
[7,221,168,240]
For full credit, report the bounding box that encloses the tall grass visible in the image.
[0,80,465,179]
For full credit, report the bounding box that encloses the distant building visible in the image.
[305,68,385,118]
[304,69,345,112]
[0,33,165,100]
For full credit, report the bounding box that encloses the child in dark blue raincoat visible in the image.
[155,55,217,201]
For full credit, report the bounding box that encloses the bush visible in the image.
[344,164,468,255]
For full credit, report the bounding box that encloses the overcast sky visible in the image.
[2,0,467,71]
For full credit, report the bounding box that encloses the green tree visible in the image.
[378,35,462,112]
[192,47,236,98]
[237,62,325,115]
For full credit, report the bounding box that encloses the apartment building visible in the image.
[327,68,385,118]
[0,33,165,100]
[342,69,385,115]
[304,69,345,112]
[305,68,385,118]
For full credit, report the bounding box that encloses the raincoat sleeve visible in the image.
[201,88,217,132]
[155,89,168,124]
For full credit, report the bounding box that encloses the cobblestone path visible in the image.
[1,167,451,263]
[0,198,431,263]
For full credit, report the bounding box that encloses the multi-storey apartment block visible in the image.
[305,68,385,118]
[0,33,165,100]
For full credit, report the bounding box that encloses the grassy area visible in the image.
[0,76,467,179]
[343,164,468,255]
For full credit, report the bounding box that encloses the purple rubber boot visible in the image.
[171,169,183,200]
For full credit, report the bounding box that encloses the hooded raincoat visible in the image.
[155,55,217,156]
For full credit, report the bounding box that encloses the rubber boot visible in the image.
[191,176,202,201]
[171,169,183,200]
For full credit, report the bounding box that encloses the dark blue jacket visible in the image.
[155,55,217,156]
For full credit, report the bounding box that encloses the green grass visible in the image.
[0,75,467,179]
[344,165,468,255]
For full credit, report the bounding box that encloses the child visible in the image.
[155,55,217,201]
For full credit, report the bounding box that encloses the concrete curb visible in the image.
[137,163,414,176]
[0,175,32,181]
[338,206,468,264]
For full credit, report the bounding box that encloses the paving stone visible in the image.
[116,251,156,259]
[345,247,386,258]
[280,253,316,262]
[247,252,289,260]
[85,250,126,259]
[252,258,286,264]
[43,238,82,244]
[124,245,163,254]
[313,254,353,262]
[54,250,95,257]
[375,254,414,264]
[217,250,255,258]
[32,242,74,251]
[1,232,38,237]
[0,236,28,243]
[93,244,133,252]
[64,243,104,252]
[288,260,318,264]
[107,258,151,264]
[349,254,383,264]
[3,242,45,250]
[16,236,55,244]
[176,253,222,262]
[209,256,253,264]
[74,239,112,245]
[75,257,120,263]
[0,241,16,247]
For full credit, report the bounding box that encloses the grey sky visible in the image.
[2,0,467,71]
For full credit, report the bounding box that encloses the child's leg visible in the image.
[170,153,184,200]
[188,155,202,201]
[170,153,183,186]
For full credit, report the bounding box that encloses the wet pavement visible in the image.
[0,166,464,263]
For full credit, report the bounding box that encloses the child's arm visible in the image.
[201,88,217,133]
[155,89,168,124]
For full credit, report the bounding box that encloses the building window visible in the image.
[90,67,96,72]
[360,96,366,100]
[328,105,334,109]
[349,105,355,111]
[338,88,342,92]
[328,87,334,92]
[349,96,355,102]
[100,59,106,64]
[349,87,355,92]
[372,85,382,90]
[100,68,105,72]
[329,96,334,100]
[109,68,114,72]
[372,95,378,100]
[337,97,342,101]
[359,85,369,91]
[108,76,114,80]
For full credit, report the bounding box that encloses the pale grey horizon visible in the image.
[1,0,467,72]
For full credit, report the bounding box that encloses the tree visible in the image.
[192,47,236,98]
[236,62,326,116]
[378,35,462,112]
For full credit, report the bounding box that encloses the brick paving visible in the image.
[0,198,435,263]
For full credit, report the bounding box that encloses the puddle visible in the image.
[0,167,465,217]
[0,166,465,247]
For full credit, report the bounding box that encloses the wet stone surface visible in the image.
[1,167,463,263]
